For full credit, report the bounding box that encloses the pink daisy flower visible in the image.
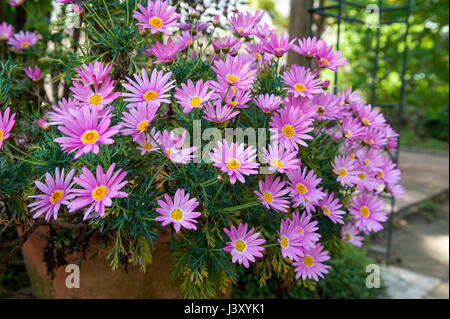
[210,139,259,184]
[293,244,331,282]
[332,155,359,187]
[119,105,158,142]
[269,105,314,151]
[262,32,296,58]
[293,37,323,58]
[223,223,266,268]
[48,97,79,126]
[70,77,121,112]
[354,165,380,192]
[212,35,242,54]
[73,61,113,87]
[135,127,161,155]
[361,127,388,149]
[133,0,181,35]
[155,188,201,232]
[122,68,175,109]
[68,163,128,220]
[0,22,14,41]
[340,116,365,142]
[262,143,301,174]
[254,93,283,114]
[54,107,120,159]
[315,42,348,72]
[146,38,182,64]
[175,30,196,51]
[354,103,386,129]
[318,191,345,224]
[9,0,26,6]
[278,217,304,261]
[0,107,16,149]
[287,167,325,213]
[7,30,39,50]
[174,79,213,113]
[253,22,273,40]
[212,54,257,91]
[349,192,387,234]
[254,175,290,213]
[24,66,42,81]
[309,92,341,121]
[229,11,264,37]
[292,211,321,249]
[202,101,240,123]
[159,130,197,164]
[27,168,76,221]
[223,89,252,109]
[341,223,364,247]
[281,65,323,99]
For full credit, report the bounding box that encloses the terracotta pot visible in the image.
[19,225,184,298]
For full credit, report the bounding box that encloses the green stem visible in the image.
[222,200,261,212]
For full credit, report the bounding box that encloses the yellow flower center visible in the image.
[142,142,153,150]
[0,129,3,141]
[280,236,289,248]
[189,97,201,107]
[378,171,384,178]
[362,118,371,126]
[303,255,314,267]
[149,17,163,28]
[237,28,243,34]
[360,206,371,217]
[320,58,330,66]
[345,130,352,138]
[166,149,174,159]
[298,227,304,233]
[228,100,238,108]
[143,90,158,101]
[226,158,240,170]
[349,153,356,159]
[89,94,102,106]
[322,206,330,215]
[81,130,100,145]
[338,168,347,177]
[137,120,149,132]
[282,124,295,138]
[296,183,308,195]
[316,106,325,115]
[254,53,262,60]
[0,34,7,40]
[358,173,366,180]
[50,190,64,205]
[345,233,352,240]
[294,83,306,92]
[170,208,183,221]
[226,74,239,84]
[20,41,30,48]
[364,159,370,165]
[272,159,283,168]
[262,192,273,203]
[235,239,246,252]
[92,185,108,201]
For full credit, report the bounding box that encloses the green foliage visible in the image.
[324,243,384,299]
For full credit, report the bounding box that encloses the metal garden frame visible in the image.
[308,0,412,265]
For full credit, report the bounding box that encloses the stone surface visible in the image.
[380,265,441,299]
[388,150,449,213]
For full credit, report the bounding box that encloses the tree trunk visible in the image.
[288,0,311,66]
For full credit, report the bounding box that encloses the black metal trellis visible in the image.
[308,0,412,265]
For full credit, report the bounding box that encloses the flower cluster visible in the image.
[2,0,404,292]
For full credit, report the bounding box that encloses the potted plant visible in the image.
[0,0,403,299]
